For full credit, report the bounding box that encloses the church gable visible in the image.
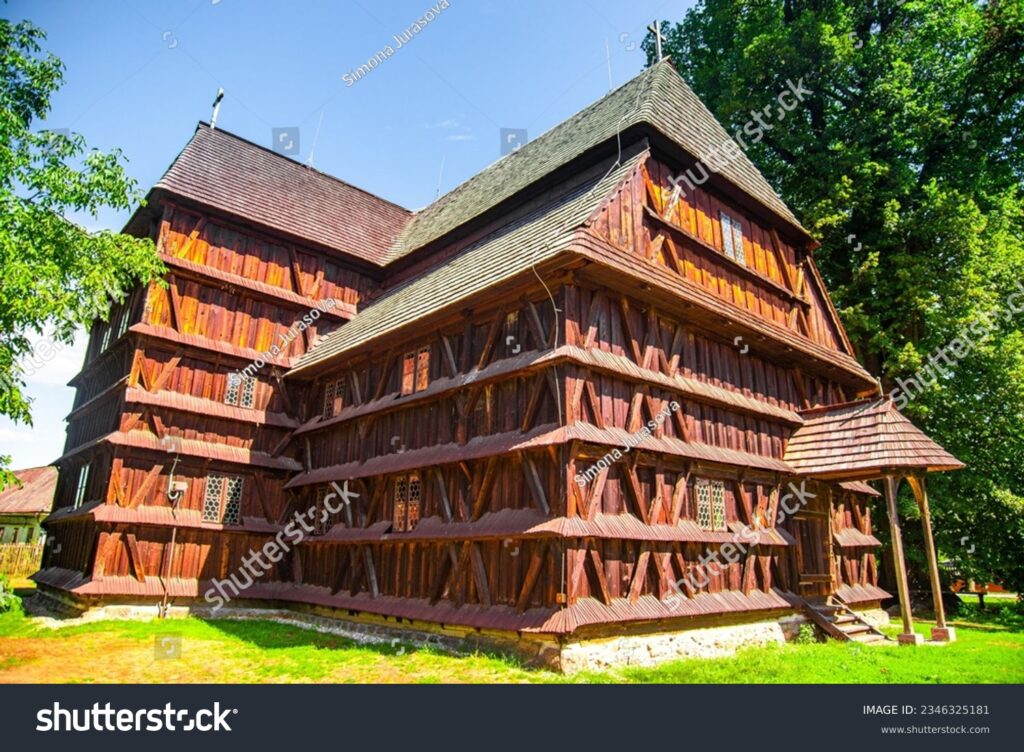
[582,154,856,360]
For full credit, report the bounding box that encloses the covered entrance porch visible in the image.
[785,399,965,644]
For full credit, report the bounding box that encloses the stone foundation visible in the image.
[30,585,824,673]
[556,614,803,673]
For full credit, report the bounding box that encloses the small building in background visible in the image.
[0,466,57,544]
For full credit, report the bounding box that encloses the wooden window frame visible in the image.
[73,462,91,509]
[400,347,431,396]
[115,302,131,339]
[202,475,244,525]
[392,472,421,532]
[695,478,727,531]
[225,374,257,409]
[322,378,345,419]
[99,320,112,352]
[312,486,332,536]
[719,210,746,266]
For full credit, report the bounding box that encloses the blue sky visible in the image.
[0,0,696,469]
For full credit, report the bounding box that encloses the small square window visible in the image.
[202,475,243,525]
[415,347,430,392]
[401,349,431,396]
[695,478,727,531]
[322,378,345,419]
[696,479,711,529]
[225,374,256,408]
[202,477,224,522]
[710,480,726,530]
[223,477,243,524]
[719,211,746,265]
[240,375,256,408]
[115,303,131,339]
[392,472,421,532]
[99,321,112,352]
[73,463,91,509]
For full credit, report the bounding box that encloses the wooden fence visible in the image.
[0,542,44,578]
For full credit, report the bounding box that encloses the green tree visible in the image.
[0,18,163,484]
[651,1,1024,592]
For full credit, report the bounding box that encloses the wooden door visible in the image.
[792,487,833,598]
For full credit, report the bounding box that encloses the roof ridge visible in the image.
[381,63,669,264]
[422,61,667,211]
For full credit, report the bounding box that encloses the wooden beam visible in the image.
[470,455,500,520]
[585,465,609,520]
[516,542,547,612]
[582,293,602,349]
[623,461,650,524]
[908,474,951,636]
[469,543,491,607]
[252,474,276,523]
[362,547,379,598]
[583,379,605,429]
[429,545,453,604]
[521,372,548,431]
[149,353,182,394]
[476,307,505,371]
[523,297,551,349]
[433,467,453,522]
[129,464,164,509]
[520,453,550,514]
[107,459,127,506]
[618,296,644,365]
[883,475,917,642]
[628,543,651,603]
[125,533,146,583]
[438,333,459,377]
[167,277,185,334]
[588,547,613,605]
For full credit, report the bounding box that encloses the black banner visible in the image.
[0,684,1018,750]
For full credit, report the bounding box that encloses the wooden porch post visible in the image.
[908,474,956,642]
[883,474,923,645]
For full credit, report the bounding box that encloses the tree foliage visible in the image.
[652,0,1024,591]
[0,18,162,483]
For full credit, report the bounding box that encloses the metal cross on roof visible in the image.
[647,20,665,61]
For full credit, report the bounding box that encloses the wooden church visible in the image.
[35,59,963,669]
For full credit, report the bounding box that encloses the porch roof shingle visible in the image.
[784,399,964,480]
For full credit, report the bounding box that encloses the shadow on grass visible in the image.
[198,615,537,672]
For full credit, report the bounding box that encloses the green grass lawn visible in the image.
[0,592,1021,684]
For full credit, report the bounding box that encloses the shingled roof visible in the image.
[153,61,802,271]
[291,151,648,373]
[0,466,57,516]
[385,58,806,263]
[155,124,410,265]
[784,400,965,480]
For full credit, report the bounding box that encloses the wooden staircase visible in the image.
[801,597,894,644]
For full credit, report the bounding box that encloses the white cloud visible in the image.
[425,118,460,129]
[19,330,87,387]
[0,428,35,443]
